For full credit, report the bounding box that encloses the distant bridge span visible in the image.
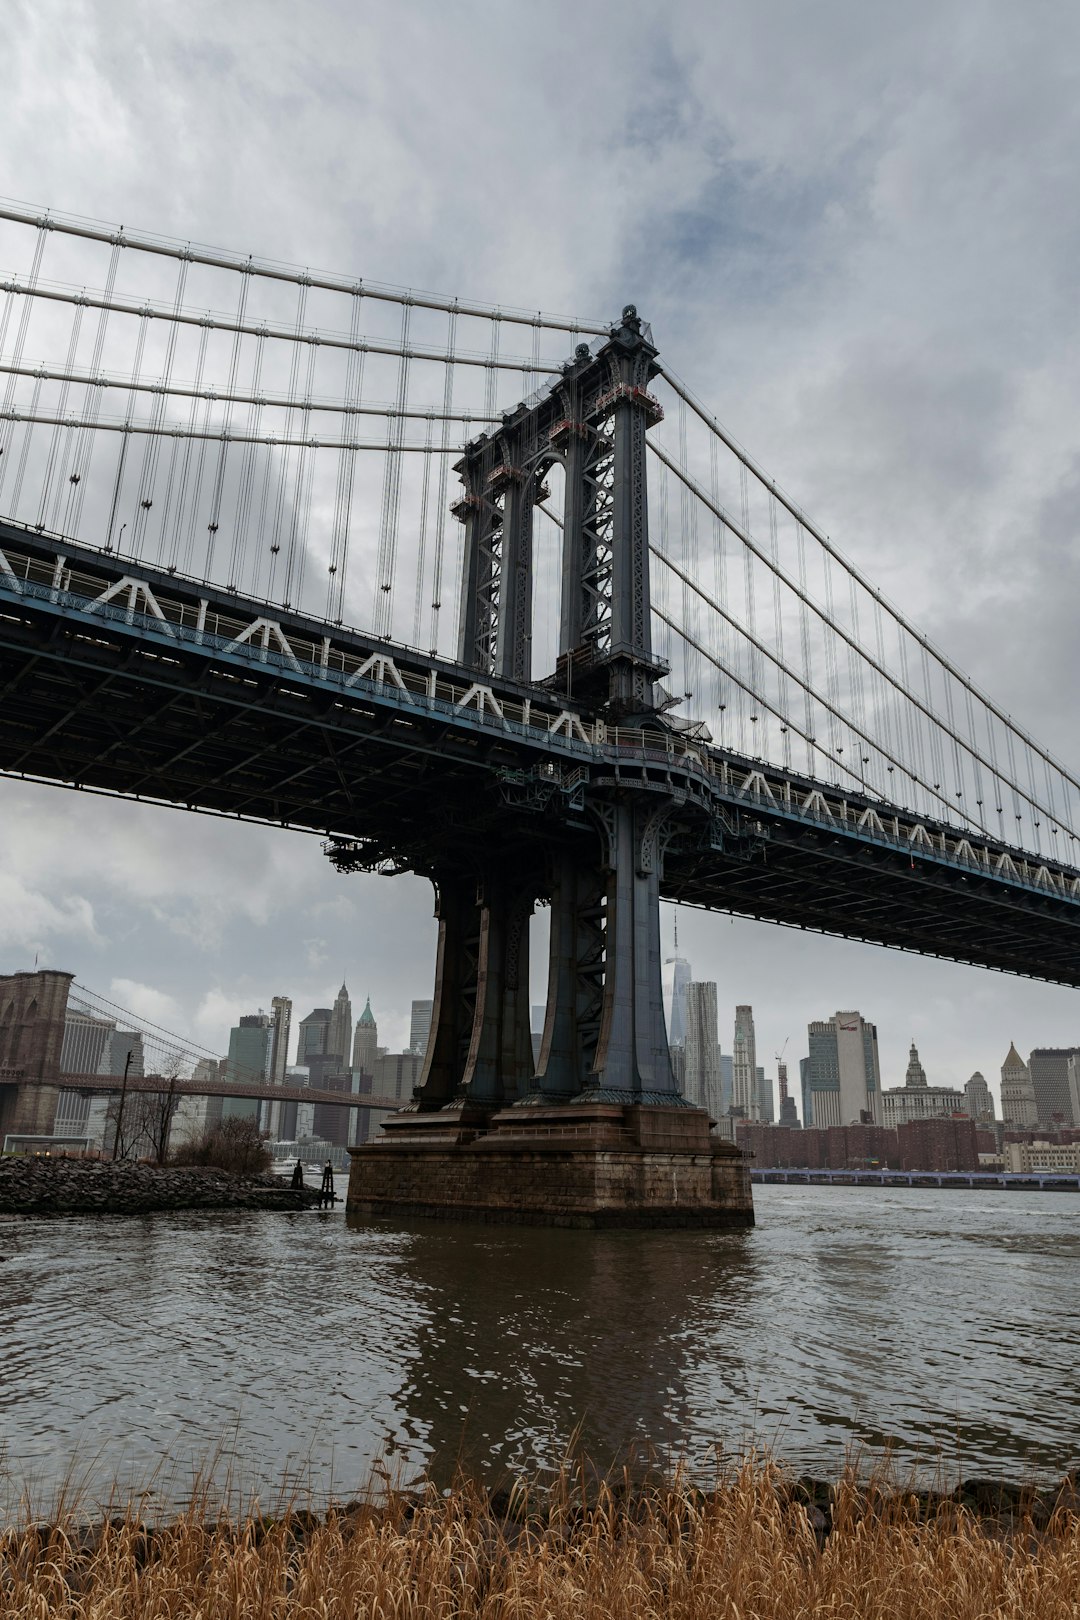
[15,1070,402,1113]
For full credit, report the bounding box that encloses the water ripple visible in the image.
[1,1187,1077,1510]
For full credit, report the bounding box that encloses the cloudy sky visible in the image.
[4,0,1080,1104]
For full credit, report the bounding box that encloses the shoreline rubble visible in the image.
[0,1154,322,1215]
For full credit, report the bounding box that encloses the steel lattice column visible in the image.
[412,873,481,1110]
[586,799,680,1101]
[531,848,606,1099]
[457,871,537,1105]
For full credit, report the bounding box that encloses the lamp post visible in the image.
[113,1048,133,1161]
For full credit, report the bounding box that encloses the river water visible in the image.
[2,1186,1078,1512]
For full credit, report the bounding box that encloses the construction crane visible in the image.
[775,1038,790,1105]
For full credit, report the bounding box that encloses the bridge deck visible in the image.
[3,521,1080,986]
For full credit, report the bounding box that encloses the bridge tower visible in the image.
[378,311,713,1154]
[407,308,683,1117]
[348,310,750,1223]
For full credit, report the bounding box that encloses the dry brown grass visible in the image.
[3,1459,1079,1618]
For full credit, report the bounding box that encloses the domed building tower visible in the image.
[904,1041,928,1088]
[351,997,379,1076]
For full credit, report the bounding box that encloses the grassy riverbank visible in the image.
[5,1462,1079,1618]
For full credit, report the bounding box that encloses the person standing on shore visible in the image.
[290,1158,304,1191]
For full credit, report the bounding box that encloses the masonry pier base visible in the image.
[346,1102,754,1228]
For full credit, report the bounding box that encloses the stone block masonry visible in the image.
[347,1102,754,1228]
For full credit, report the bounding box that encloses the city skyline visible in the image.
[9,934,1074,1126]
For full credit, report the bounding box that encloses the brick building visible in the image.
[736,1118,977,1173]
[897,1116,979,1172]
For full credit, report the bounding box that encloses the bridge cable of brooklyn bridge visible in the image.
[0,977,405,1132]
[1,201,1080,1133]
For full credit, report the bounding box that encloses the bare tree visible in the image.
[106,1063,184,1162]
[143,1063,184,1165]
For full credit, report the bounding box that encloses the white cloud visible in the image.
[0,873,102,953]
[108,977,184,1032]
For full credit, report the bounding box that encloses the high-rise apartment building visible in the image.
[802,1012,881,1127]
[683,982,723,1119]
[410,1000,434,1057]
[1028,1048,1080,1127]
[963,1071,995,1124]
[756,1066,774,1124]
[1000,1043,1038,1128]
[351,998,379,1073]
[732,1006,759,1120]
[327,981,353,1067]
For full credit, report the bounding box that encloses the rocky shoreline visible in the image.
[0,1154,324,1215]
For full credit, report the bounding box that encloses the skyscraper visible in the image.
[297,1007,332,1064]
[802,1012,881,1127]
[1068,1054,1080,1128]
[683,982,723,1119]
[224,1012,272,1120]
[60,1008,115,1076]
[352,998,379,1074]
[1000,1042,1038,1128]
[327,981,353,1067]
[756,1066,774,1124]
[410,999,434,1057]
[963,1070,995,1124]
[719,1051,733,1114]
[732,1006,759,1119]
[662,954,692,1048]
[269,996,292,1085]
[263,995,292,1136]
[1028,1048,1080,1127]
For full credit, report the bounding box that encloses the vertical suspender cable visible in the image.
[429,308,457,655]
[373,301,412,639]
[0,222,49,501]
[130,256,189,559]
[66,239,121,537]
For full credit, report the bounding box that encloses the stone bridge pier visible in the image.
[347,803,752,1227]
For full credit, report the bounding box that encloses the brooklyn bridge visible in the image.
[1,206,1078,1219]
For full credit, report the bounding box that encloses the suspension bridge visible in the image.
[0,203,1077,1217]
